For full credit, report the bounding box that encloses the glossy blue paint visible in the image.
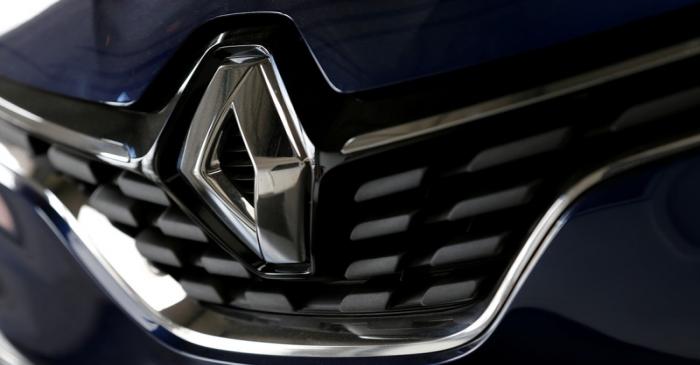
[0,0,697,104]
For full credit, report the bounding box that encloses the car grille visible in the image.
[308,67,700,315]
[8,49,700,318]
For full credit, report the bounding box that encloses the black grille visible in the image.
[11,51,700,317]
[311,61,700,313]
[42,146,255,306]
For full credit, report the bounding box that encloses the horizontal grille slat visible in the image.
[344,254,402,280]
[464,128,570,172]
[354,168,426,202]
[302,295,344,312]
[244,290,294,312]
[135,228,197,267]
[117,172,170,206]
[48,146,111,184]
[198,250,250,278]
[611,87,700,131]
[339,291,392,313]
[429,235,504,267]
[420,280,478,307]
[350,214,413,241]
[179,276,231,304]
[443,184,535,222]
[88,185,155,227]
[156,208,208,242]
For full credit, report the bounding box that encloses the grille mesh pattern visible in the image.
[311,73,700,313]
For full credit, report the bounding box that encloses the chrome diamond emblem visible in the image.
[180,46,314,266]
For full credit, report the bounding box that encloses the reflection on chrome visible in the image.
[0,144,20,190]
[0,332,32,365]
[77,206,187,311]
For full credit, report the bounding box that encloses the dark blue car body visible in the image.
[1,1,700,364]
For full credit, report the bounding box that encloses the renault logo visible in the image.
[180,46,314,268]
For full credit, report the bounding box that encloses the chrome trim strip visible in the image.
[1,128,699,357]
[342,37,700,154]
[0,332,33,365]
[0,97,132,164]
[0,34,235,171]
